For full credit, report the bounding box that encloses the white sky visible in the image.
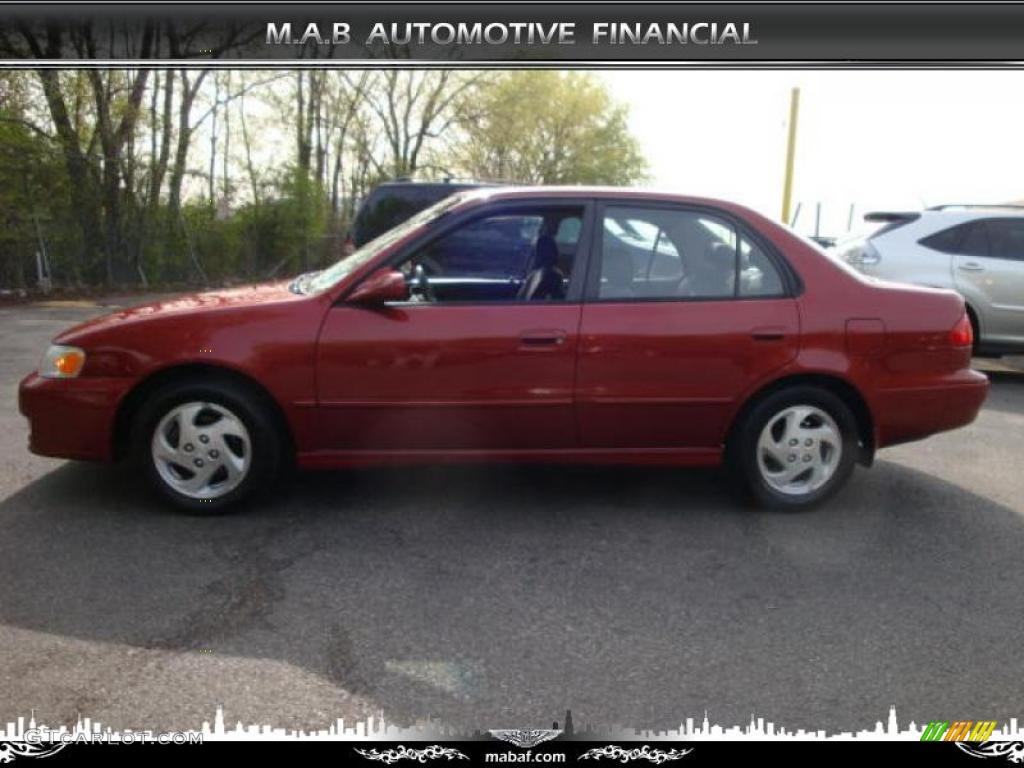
[599,70,1024,238]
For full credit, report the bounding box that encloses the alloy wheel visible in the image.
[150,401,251,500]
[756,405,842,497]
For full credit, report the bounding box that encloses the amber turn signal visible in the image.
[40,345,86,378]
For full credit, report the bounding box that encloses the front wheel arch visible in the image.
[112,363,295,464]
[725,373,875,467]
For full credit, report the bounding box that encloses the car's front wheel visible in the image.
[133,378,282,514]
[732,386,859,510]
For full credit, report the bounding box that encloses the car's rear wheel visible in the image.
[133,378,281,514]
[965,305,984,357]
[732,386,859,510]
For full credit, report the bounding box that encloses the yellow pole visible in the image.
[781,87,800,224]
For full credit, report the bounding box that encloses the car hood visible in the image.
[55,281,303,343]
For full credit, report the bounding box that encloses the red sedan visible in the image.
[19,188,989,513]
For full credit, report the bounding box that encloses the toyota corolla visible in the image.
[18,187,989,513]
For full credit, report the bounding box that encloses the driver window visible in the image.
[598,207,740,300]
[399,207,584,303]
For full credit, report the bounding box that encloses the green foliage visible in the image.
[149,166,338,285]
[0,79,81,288]
[454,72,649,186]
[0,68,652,292]
[141,191,337,286]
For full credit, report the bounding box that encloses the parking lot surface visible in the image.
[1,297,1022,734]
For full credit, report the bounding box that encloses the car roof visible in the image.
[921,206,1024,221]
[371,180,496,190]
[865,206,1024,238]
[456,185,752,211]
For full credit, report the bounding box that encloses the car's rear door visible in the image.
[952,217,1024,346]
[575,201,800,451]
[313,199,594,453]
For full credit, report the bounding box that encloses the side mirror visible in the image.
[347,269,409,304]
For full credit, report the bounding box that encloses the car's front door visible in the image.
[314,201,593,453]
[952,217,1024,346]
[576,203,800,451]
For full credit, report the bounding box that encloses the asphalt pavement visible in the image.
[1,297,1022,735]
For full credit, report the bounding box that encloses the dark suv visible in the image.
[350,179,495,248]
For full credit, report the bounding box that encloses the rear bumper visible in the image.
[18,373,133,461]
[874,369,990,448]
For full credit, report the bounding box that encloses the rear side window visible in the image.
[958,223,991,258]
[985,219,1024,261]
[919,223,969,254]
[739,237,785,297]
[920,217,1024,260]
[596,206,786,301]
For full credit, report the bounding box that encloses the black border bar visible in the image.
[1,3,1024,62]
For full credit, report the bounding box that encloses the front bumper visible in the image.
[874,369,990,448]
[18,373,134,461]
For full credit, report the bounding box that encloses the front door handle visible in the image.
[958,261,985,272]
[519,330,567,348]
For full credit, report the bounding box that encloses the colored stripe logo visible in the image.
[920,721,998,742]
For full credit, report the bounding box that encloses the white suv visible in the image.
[836,205,1024,356]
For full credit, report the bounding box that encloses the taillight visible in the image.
[949,313,973,347]
[840,240,881,267]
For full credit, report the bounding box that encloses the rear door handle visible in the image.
[519,330,567,348]
[958,261,985,272]
[751,326,787,341]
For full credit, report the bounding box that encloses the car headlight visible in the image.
[39,344,86,378]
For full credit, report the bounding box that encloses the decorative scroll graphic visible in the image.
[0,743,67,764]
[354,745,469,765]
[579,745,693,764]
[957,742,1024,764]
[489,729,563,748]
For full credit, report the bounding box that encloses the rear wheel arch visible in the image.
[725,373,875,466]
[112,363,295,462]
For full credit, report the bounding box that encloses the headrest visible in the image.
[705,241,736,264]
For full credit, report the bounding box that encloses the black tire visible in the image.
[966,306,982,358]
[131,377,283,514]
[730,385,859,511]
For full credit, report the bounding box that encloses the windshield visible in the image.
[299,193,467,295]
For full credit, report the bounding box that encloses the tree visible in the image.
[0,72,72,288]
[16,21,155,283]
[327,71,372,217]
[453,72,648,186]
[0,64,650,292]
[362,70,489,179]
